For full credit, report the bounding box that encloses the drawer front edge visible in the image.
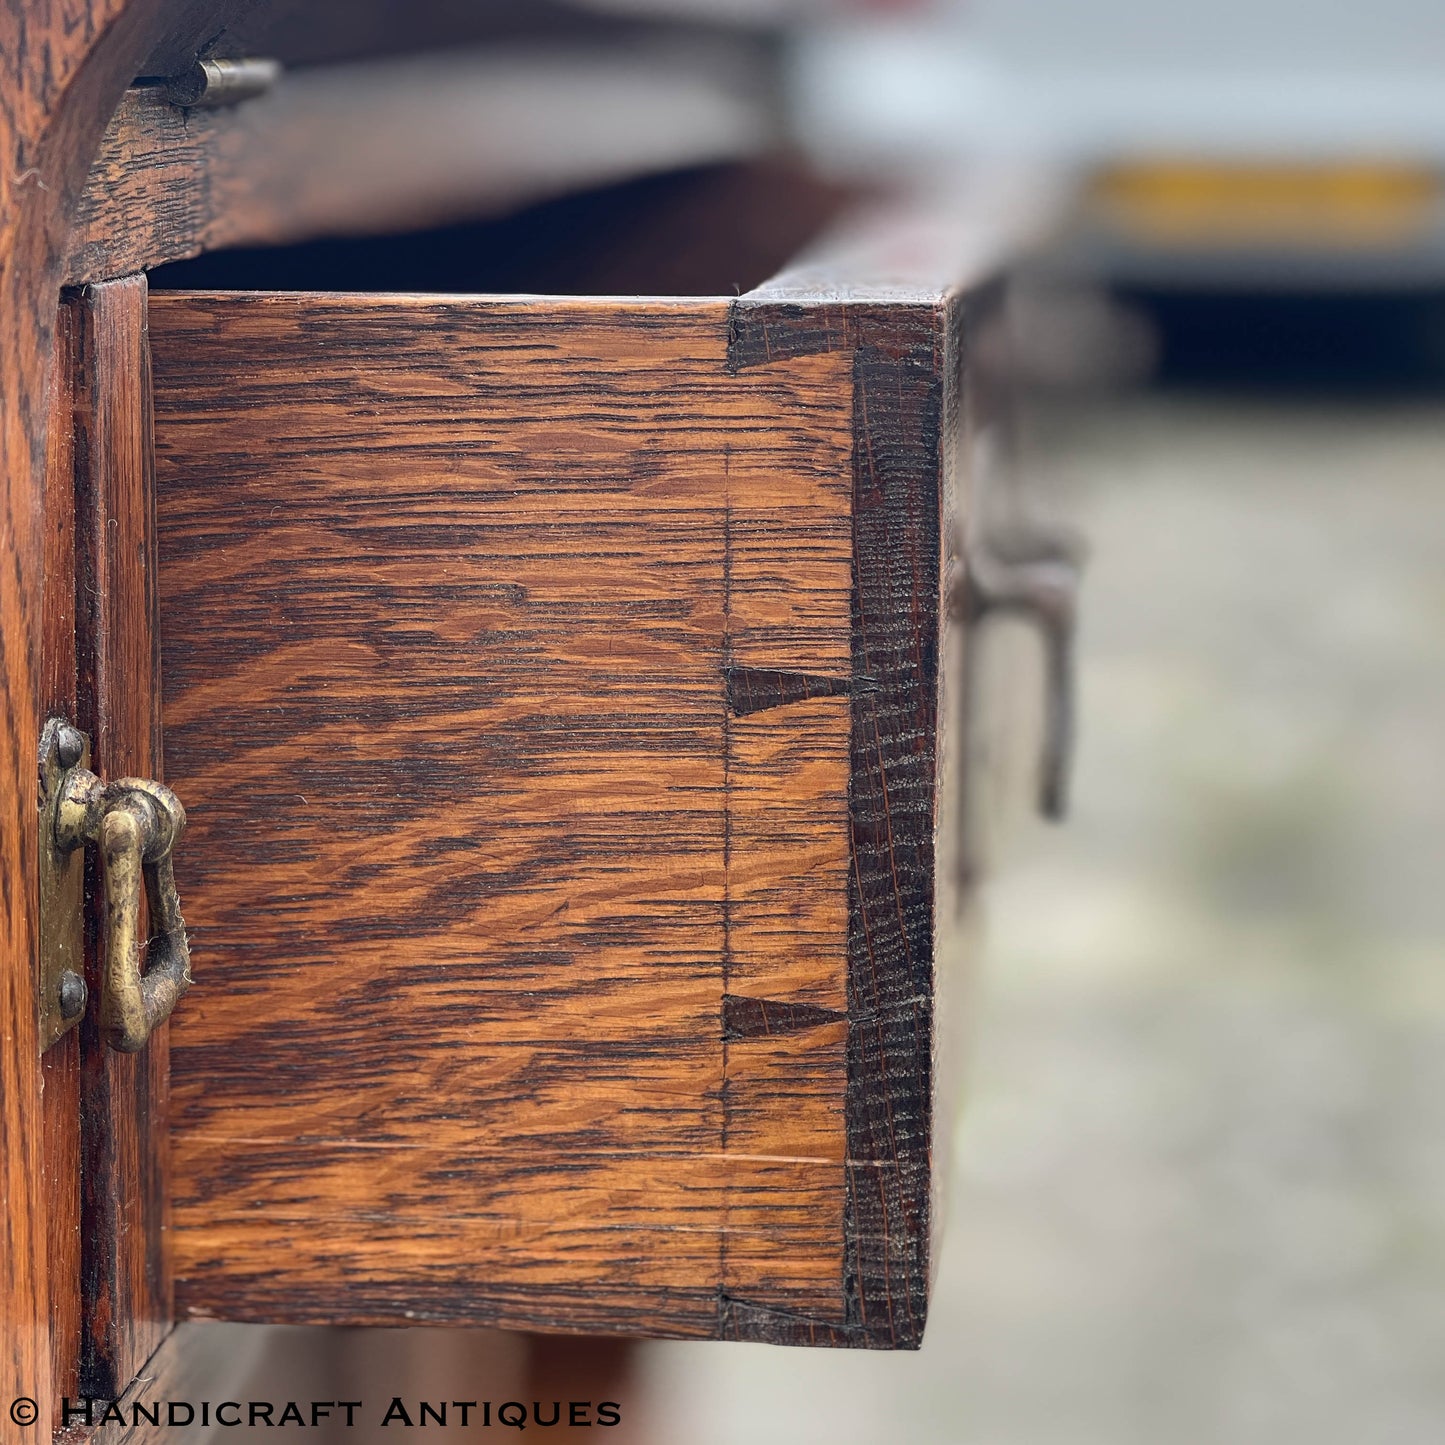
[726,295,953,1349]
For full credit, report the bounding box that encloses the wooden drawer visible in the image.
[5,11,1085,1424]
[140,185,992,1349]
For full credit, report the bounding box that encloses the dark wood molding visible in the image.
[43,297,85,1428]
[72,275,173,1398]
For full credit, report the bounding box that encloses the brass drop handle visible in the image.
[948,538,1081,821]
[52,737,191,1053]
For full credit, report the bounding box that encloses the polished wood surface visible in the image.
[65,52,772,286]
[44,299,85,1427]
[148,261,956,1345]
[151,293,854,1340]
[72,275,174,1399]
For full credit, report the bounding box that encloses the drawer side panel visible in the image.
[150,294,855,1337]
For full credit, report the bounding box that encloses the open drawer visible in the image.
[113,168,1018,1351]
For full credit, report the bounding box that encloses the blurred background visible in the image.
[149,0,1445,1438]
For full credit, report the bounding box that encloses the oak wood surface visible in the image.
[726,289,954,1346]
[148,236,958,1344]
[44,297,85,1428]
[65,50,774,286]
[146,290,896,1342]
[151,293,856,1339]
[0,0,207,1424]
[72,274,174,1399]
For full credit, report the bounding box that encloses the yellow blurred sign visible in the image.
[1090,162,1439,250]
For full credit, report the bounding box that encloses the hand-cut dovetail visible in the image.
[723,994,847,1041]
[723,667,860,717]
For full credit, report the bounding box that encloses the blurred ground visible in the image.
[638,393,1445,1443]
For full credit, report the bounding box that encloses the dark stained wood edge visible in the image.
[43,297,85,1429]
[723,666,853,716]
[721,994,847,1040]
[180,1282,728,1339]
[724,287,956,1349]
[838,303,952,1350]
[72,274,172,1398]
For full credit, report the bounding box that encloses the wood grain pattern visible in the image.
[150,294,857,1339]
[44,297,84,1428]
[144,193,991,1351]
[0,0,201,1425]
[64,53,772,286]
[722,994,846,1039]
[729,191,1072,1327]
[724,666,853,716]
[727,286,956,1347]
[72,274,173,1398]
[0,0,999,1406]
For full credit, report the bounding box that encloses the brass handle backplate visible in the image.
[38,718,191,1054]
